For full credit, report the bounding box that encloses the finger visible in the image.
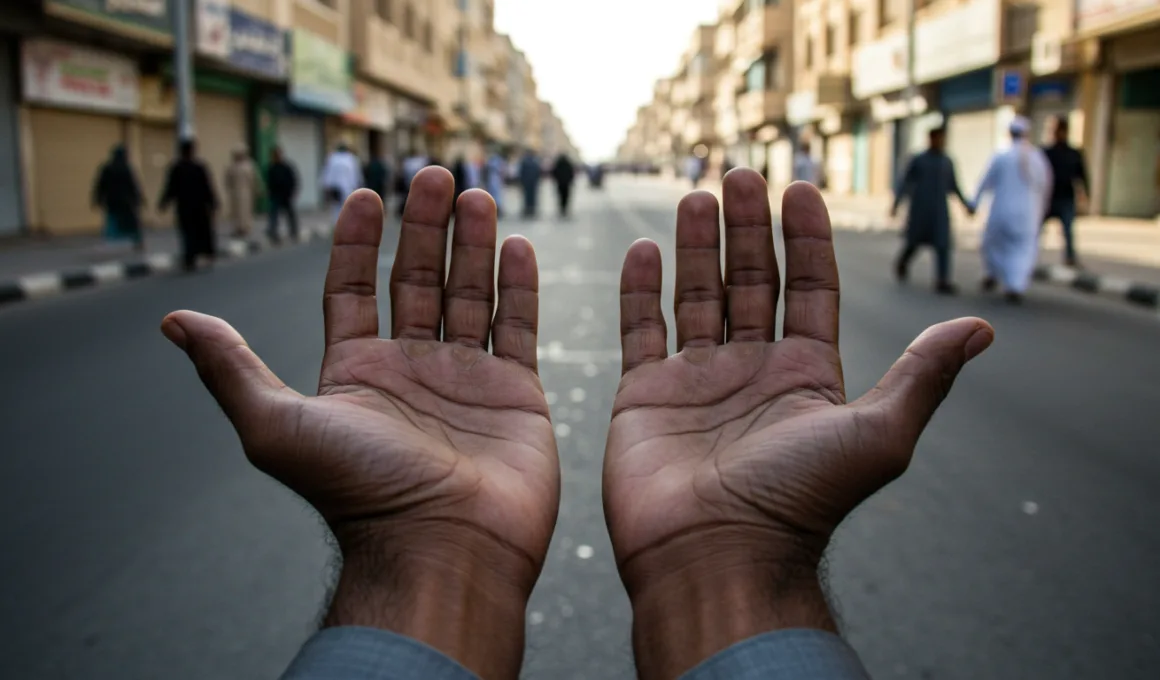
[781,181,840,349]
[620,239,667,375]
[390,167,455,340]
[674,191,724,350]
[444,190,498,349]
[492,236,539,371]
[854,318,994,449]
[323,190,383,346]
[722,168,777,342]
[160,311,297,442]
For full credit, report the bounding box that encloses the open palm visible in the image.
[606,173,993,598]
[162,169,558,593]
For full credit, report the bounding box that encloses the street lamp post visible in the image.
[174,0,196,142]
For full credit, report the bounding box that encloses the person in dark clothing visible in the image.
[160,139,218,271]
[552,154,576,217]
[364,154,390,207]
[518,151,541,218]
[450,156,469,208]
[891,127,974,294]
[266,146,299,243]
[92,145,144,251]
[1042,116,1089,267]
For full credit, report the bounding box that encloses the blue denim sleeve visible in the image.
[280,627,479,680]
[680,629,871,680]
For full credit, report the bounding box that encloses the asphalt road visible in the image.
[2,177,1159,680]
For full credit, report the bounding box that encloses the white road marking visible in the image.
[91,263,126,283]
[19,274,62,299]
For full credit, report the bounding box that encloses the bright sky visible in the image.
[494,0,720,161]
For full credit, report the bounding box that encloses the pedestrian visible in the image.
[363,150,390,209]
[224,146,261,239]
[92,144,144,252]
[1041,116,1089,268]
[552,153,576,218]
[485,150,507,217]
[971,116,1053,304]
[684,153,702,188]
[320,143,363,226]
[159,139,218,272]
[163,169,989,680]
[518,149,541,218]
[266,146,299,243]
[891,127,974,294]
[793,139,823,186]
[398,150,428,217]
[451,155,469,207]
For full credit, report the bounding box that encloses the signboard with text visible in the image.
[289,29,353,113]
[22,38,140,114]
[1076,0,1159,33]
[47,0,172,39]
[197,1,287,79]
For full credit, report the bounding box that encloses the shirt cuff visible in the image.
[281,627,478,680]
[680,629,870,680]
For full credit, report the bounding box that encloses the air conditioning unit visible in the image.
[1031,32,1061,75]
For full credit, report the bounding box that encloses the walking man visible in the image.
[92,144,144,252]
[793,139,823,186]
[552,153,576,218]
[224,146,261,239]
[485,150,507,217]
[1042,116,1089,268]
[519,150,541,218]
[891,127,973,294]
[971,117,1053,304]
[159,139,218,272]
[320,143,363,226]
[266,146,299,243]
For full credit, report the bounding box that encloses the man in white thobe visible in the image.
[485,152,507,217]
[970,117,1053,304]
[792,139,823,186]
[320,144,363,225]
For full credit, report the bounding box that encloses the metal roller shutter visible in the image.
[946,110,997,196]
[30,108,122,234]
[194,93,247,202]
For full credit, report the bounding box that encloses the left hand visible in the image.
[161,169,559,679]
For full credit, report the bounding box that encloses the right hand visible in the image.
[604,172,993,679]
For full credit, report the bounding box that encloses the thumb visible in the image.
[161,311,295,442]
[854,317,994,448]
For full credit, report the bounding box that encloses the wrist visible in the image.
[622,526,836,680]
[324,521,537,680]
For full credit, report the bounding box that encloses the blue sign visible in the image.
[1001,70,1023,99]
[229,8,286,79]
[1030,79,1071,101]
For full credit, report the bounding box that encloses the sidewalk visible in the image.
[640,174,1160,311]
[0,212,330,307]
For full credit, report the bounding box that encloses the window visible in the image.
[745,59,766,93]
[804,36,813,70]
[848,10,860,47]
[422,21,433,52]
[825,24,835,58]
[403,3,415,39]
[764,49,781,90]
[878,0,893,28]
[376,0,392,22]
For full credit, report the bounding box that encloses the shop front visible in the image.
[287,28,354,210]
[21,38,140,234]
[341,81,395,160]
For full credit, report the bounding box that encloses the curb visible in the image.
[0,227,333,309]
[822,215,1160,312]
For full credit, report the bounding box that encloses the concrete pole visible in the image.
[174,0,196,142]
[900,0,918,163]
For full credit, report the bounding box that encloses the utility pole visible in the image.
[899,0,918,165]
[174,0,196,142]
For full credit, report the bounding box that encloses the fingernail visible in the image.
[964,327,994,361]
[161,318,188,351]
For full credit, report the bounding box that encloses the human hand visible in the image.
[161,168,558,679]
[605,171,993,679]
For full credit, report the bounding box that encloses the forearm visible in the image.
[623,526,836,680]
[325,523,535,679]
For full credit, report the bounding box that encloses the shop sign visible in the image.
[786,90,817,126]
[22,38,140,114]
[853,0,1000,98]
[289,29,353,113]
[1076,0,1159,33]
[47,0,172,38]
[197,1,287,79]
[342,82,394,131]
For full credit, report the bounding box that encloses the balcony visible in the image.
[737,90,786,131]
[734,3,792,63]
[295,0,342,45]
[816,74,853,108]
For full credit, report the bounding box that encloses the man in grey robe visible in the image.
[890,126,973,294]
